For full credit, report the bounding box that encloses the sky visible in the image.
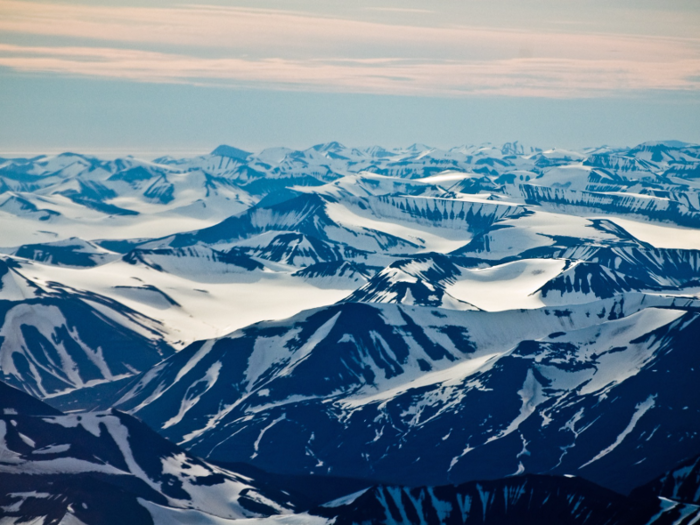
[1,0,699,156]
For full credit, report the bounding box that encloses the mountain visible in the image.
[549,244,700,288]
[0,256,173,400]
[210,144,251,161]
[122,245,265,280]
[533,260,649,303]
[0,380,299,525]
[450,216,643,262]
[515,183,700,228]
[3,140,698,251]
[632,452,700,507]
[135,191,531,271]
[236,231,370,267]
[8,237,120,267]
[3,375,699,524]
[146,192,421,255]
[292,260,377,288]
[2,140,700,524]
[315,459,700,525]
[343,252,480,309]
[113,293,700,495]
[313,475,654,524]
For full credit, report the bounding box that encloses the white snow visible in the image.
[447,259,567,311]
[33,444,71,455]
[20,258,351,347]
[599,217,700,250]
[321,488,370,508]
[341,352,499,408]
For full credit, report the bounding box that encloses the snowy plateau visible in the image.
[1,140,700,524]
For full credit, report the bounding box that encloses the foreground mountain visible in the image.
[3,377,699,524]
[0,380,299,524]
[314,475,651,524]
[112,292,700,495]
[313,460,700,524]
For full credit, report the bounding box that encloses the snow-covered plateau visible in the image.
[1,140,700,524]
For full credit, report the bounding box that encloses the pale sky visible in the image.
[1,0,699,155]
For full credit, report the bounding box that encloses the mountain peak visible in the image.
[211,144,251,160]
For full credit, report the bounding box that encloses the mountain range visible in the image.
[1,140,699,524]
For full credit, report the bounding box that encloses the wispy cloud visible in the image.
[363,7,435,14]
[2,43,698,98]
[0,0,699,97]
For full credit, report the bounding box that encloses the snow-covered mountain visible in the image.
[0,380,300,524]
[110,294,700,495]
[5,378,696,525]
[314,475,652,524]
[0,257,173,401]
[313,460,700,524]
[1,140,699,524]
[4,237,120,267]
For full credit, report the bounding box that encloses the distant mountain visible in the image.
[236,231,371,267]
[516,183,700,228]
[143,192,423,256]
[293,260,378,288]
[2,140,698,250]
[8,237,120,267]
[534,260,649,303]
[550,244,700,288]
[210,144,251,161]
[343,252,480,309]
[122,245,265,279]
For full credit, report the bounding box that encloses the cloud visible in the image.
[0,1,699,97]
[1,43,699,98]
[363,7,435,14]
